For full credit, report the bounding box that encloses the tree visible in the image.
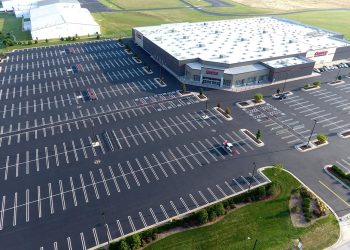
[317,134,328,143]
[45,38,49,43]
[181,83,187,94]
[126,234,141,250]
[27,40,32,45]
[225,107,232,116]
[338,75,342,81]
[96,34,101,39]
[313,81,320,87]
[254,93,263,103]
[60,37,64,41]
[256,129,262,141]
[118,240,130,250]
[34,40,38,44]
[196,209,208,225]
[199,88,204,97]
[274,163,284,176]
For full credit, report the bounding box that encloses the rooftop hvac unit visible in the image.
[219,54,224,58]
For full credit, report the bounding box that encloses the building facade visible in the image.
[133,17,350,90]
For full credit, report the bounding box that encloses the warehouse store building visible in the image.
[133,17,350,90]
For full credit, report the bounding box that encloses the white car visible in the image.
[91,141,100,148]
[223,140,234,153]
[201,114,209,120]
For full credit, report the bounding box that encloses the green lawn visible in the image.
[92,9,230,37]
[145,168,339,250]
[282,11,350,40]
[0,13,31,41]
[97,0,186,10]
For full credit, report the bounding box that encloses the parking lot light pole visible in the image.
[282,72,288,93]
[248,162,257,192]
[205,94,208,111]
[336,68,342,80]
[306,120,317,147]
[101,212,110,246]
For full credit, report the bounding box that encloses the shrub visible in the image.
[182,83,187,93]
[313,81,320,87]
[304,84,310,89]
[208,209,217,221]
[45,39,49,43]
[119,239,130,250]
[196,209,208,225]
[126,234,141,250]
[256,129,262,141]
[254,93,263,103]
[96,34,101,39]
[217,103,221,108]
[72,37,76,41]
[199,88,204,96]
[60,37,64,41]
[27,40,32,45]
[266,181,280,197]
[317,133,328,143]
[299,187,312,199]
[338,75,342,81]
[213,203,225,216]
[225,107,232,116]
[34,40,38,44]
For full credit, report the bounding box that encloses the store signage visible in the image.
[314,51,328,57]
[205,70,219,75]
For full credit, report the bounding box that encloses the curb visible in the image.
[89,168,272,250]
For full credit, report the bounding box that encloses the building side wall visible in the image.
[333,46,350,61]
[266,61,315,82]
[133,31,185,76]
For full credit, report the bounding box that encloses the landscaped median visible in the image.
[295,134,329,152]
[328,76,345,86]
[240,128,264,147]
[154,78,166,87]
[325,164,350,189]
[338,129,350,138]
[301,81,321,91]
[107,167,338,250]
[236,93,265,109]
[214,103,232,121]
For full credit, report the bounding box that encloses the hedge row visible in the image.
[299,187,312,222]
[331,165,350,185]
[108,182,280,250]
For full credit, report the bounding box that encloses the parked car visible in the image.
[223,140,234,153]
[87,88,97,101]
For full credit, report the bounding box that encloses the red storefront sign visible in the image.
[205,70,219,75]
[314,51,328,57]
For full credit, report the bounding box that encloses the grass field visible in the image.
[282,11,350,40]
[145,168,339,250]
[97,0,186,10]
[92,9,229,37]
[227,0,350,10]
[0,13,31,41]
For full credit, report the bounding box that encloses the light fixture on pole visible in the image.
[306,119,317,147]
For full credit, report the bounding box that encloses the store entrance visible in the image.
[202,77,221,86]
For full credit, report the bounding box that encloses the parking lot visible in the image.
[0,39,273,250]
[1,38,350,250]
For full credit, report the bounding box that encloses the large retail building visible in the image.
[132,17,350,90]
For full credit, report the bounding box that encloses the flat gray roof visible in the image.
[135,17,350,64]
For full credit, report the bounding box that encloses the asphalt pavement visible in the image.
[0,38,350,250]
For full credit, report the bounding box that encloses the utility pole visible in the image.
[306,120,317,147]
[248,162,257,192]
[282,72,288,93]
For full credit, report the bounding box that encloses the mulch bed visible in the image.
[217,107,231,118]
[243,130,261,144]
[314,140,326,146]
[238,101,249,106]
[342,131,350,137]
[198,94,207,100]
[303,85,318,90]
[300,144,312,150]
